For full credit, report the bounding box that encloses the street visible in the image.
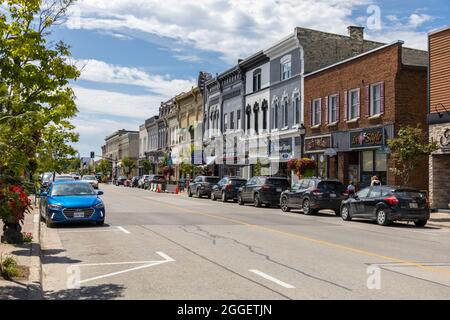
[40,184,450,300]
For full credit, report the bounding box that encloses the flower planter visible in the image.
[302,168,315,178]
[1,222,23,244]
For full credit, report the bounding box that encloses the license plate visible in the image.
[276,188,282,192]
[409,203,418,209]
[74,212,84,218]
[330,193,337,198]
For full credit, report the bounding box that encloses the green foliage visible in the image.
[387,125,438,185]
[254,159,262,176]
[0,0,80,178]
[179,162,193,176]
[142,159,152,175]
[96,159,112,180]
[67,157,81,173]
[1,255,20,279]
[121,157,136,177]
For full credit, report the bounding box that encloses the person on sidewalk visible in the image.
[371,176,381,186]
[347,180,356,197]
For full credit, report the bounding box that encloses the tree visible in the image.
[387,125,438,186]
[96,159,112,181]
[121,157,136,178]
[68,157,81,173]
[0,0,80,178]
[36,122,79,175]
[142,159,152,175]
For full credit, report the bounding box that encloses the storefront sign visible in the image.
[305,135,331,153]
[350,127,384,149]
[440,129,450,152]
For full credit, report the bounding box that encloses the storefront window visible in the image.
[375,152,387,171]
[362,151,374,172]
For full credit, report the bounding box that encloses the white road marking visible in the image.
[117,226,131,234]
[249,269,295,289]
[75,252,175,285]
[58,229,121,234]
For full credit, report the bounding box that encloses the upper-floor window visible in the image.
[293,95,300,124]
[348,89,360,120]
[370,83,382,116]
[283,99,289,127]
[280,55,292,81]
[224,113,228,132]
[253,69,261,92]
[237,110,241,130]
[254,103,259,134]
[230,111,235,130]
[246,105,251,132]
[262,100,268,130]
[328,94,338,123]
[273,103,279,129]
[312,99,321,126]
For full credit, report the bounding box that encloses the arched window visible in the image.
[246,104,252,132]
[253,102,260,134]
[274,103,279,129]
[262,100,268,130]
[283,98,289,127]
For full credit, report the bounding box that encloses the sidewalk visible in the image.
[0,206,42,300]
[428,211,450,229]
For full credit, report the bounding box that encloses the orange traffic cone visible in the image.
[156,185,160,193]
[175,186,179,194]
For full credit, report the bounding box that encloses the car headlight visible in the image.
[48,204,63,210]
[94,202,104,209]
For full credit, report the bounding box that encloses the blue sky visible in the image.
[50,0,449,158]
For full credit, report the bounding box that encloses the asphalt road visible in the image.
[40,183,450,300]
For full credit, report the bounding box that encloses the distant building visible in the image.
[102,129,139,178]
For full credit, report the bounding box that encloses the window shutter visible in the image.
[325,96,329,125]
[357,88,361,118]
[365,85,370,117]
[319,99,322,125]
[344,91,348,121]
[336,93,340,122]
[309,100,313,126]
[380,81,385,114]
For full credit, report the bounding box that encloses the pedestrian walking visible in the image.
[371,176,381,186]
[347,180,356,196]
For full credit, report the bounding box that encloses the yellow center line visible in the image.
[151,195,450,277]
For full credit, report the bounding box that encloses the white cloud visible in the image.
[75,59,196,97]
[408,13,433,28]
[66,0,372,64]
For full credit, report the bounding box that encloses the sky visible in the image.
[48,0,449,158]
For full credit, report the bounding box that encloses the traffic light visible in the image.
[90,151,95,159]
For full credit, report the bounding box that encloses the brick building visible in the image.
[428,27,450,210]
[304,41,428,190]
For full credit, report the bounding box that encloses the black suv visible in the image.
[280,178,347,215]
[237,176,289,207]
[340,186,430,226]
[188,176,221,198]
[211,177,247,202]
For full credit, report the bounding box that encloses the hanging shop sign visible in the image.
[440,128,450,152]
[305,135,331,153]
[350,127,384,149]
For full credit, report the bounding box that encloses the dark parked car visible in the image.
[144,175,166,189]
[131,176,141,188]
[340,186,430,227]
[115,176,127,186]
[280,179,347,215]
[211,177,247,202]
[187,176,220,198]
[237,176,289,207]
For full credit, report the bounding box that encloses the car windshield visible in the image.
[205,177,220,184]
[267,179,289,188]
[231,179,246,186]
[318,181,345,192]
[51,183,96,196]
[394,190,425,198]
[82,176,96,180]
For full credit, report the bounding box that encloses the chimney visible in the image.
[348,26,364,55]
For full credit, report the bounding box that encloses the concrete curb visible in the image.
[27,209,43,300]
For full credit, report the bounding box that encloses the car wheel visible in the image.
[46,216,54,228]
[196,189,201,198]
[188,188,192,197]
[254,194,262,208]
[334,209,341,216]
[280,196,290,212]
[341,205,352,221]
[96,220,105,226]
[376,209,390,226]
[211,192,217,201]
[238,194,244,205]
[302,199,313,215]
[414,220,428,227]
[222,192,227,202]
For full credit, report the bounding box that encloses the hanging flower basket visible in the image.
[296,158,317,178]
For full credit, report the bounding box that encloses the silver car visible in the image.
[81,175,99,189]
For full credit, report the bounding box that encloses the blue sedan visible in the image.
[39,181,105,227]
